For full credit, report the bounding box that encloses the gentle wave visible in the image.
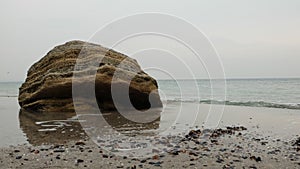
[165,99,300,110]
[0,94,299,110]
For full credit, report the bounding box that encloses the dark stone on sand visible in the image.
[187,129,201,139]
[290,138,300,152]
[14,150,20,153]
[292,137,300,147]
[75,141,86,146]
[250,156,262,162]
[211,139,218,144]
[188,150,199,156]
[18,40,162,112]
[76,159,84,163]
[254,138,261,142]
[140,159,147,163]
[216,157,224,163]
[261,141,268,145]
[169,149,180,155]
[241,155,248,159]
[53,148,65,153]
[16,156,22,160]
[149,161,163,166]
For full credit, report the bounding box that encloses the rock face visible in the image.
[19,40,162,112]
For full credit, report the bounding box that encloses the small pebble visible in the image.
[152,155,159,160]
[75,141,86,146]
[16,156,22,160]
[77,159,84,163]
[140,159,147,163]
[53,149,65,153]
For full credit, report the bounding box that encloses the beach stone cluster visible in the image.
[292,137,300,152]
[18,40,162,112]
[3,125,300,168]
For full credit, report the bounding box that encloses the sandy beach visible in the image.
[0,99,299,168]
[0,124,299,169]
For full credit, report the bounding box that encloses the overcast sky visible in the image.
[1,0,300,81]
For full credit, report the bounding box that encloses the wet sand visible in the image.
[0,97,27,147]
[0,99,300,168]
[0,126,299,169]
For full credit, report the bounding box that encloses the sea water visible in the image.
[1,78,299,110]
[157,78,300,110]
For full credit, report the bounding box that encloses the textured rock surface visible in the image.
[19,40,162,112]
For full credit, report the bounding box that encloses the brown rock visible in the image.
[18,40,162,112]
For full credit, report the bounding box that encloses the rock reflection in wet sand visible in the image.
[19,109,86,146]
[19,108,161,146]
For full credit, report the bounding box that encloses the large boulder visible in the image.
[18,40,162,112]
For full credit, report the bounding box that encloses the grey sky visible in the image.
[1,0,300,81]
